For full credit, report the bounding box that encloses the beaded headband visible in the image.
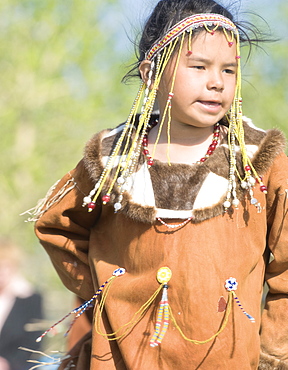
[82,13,267,214]
[146,14,237,61]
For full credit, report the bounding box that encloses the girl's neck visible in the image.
[149,118,215,144]
[147,120,223,165]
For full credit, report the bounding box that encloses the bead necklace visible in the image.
[157,216,193,229]
[142,122,221,167]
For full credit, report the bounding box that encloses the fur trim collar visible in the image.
[258,352,288,369]
[83,119,286,224]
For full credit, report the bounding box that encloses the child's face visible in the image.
[158,30,237,129]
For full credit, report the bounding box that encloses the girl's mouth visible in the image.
[198,100,221,107]
[197,100,222,113]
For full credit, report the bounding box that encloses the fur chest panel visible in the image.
[149,161,228,211]
[83,120,286,224]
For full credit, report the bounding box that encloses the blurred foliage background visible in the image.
[0,0,287,354]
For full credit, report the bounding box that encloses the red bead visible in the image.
[209,144,217,150]
[260,185,267,193]
[212,140,218,145]
[142,136,148,144]
[143,149,149,155]
[245,165,251,171]
[200,157,206,162]
[147,159,154,166]
[213,132,220,137]
[102,195,111,204]
[88,202,96,210]
[186,50,192,56]
[228,42,234,47]
[207,149,213,155]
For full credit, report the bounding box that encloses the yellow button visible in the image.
[157,267,172,284]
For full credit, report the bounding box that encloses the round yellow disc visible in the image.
[156,267,172,284]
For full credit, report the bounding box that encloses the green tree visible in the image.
[0,0,137,250]
[242,1,288,138]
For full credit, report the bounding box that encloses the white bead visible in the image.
[83,196,91,204]
[248,177,256,186]
[117,176,125,185]
[114,202,122,212]
[251,198,258,205]
[232,199,240,207]
[224,200,231,208]
[89,183,100,197]
[241,181,248,189]
[113,267,126,276]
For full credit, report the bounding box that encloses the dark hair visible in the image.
[123,0,270,82]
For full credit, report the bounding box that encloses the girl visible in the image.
[31,0,288,369]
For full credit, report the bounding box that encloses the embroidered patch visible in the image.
[217,296,227,312]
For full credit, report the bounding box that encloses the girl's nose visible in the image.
[207,72,224,91]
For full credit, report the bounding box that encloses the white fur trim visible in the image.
[128,162,156,207]
[221,144,258,158]
[243,116,266,133]
[245,144,259,158]
[104,124,125,139]
[193,172,228,210]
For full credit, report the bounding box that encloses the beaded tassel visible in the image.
[225,277,255,323]
[224,118,239,210]
[95,275,164,341]
[152,268,234,345]
[232,293,255,322]
[223,30,268,211]
[150,267,172,347]
[82,83,146,211]
[36,268,126,342]
[150,285,169,347]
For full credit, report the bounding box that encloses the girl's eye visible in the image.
[192,65,205,70]
[224,69,236,74]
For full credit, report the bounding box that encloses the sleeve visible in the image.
[35,159,102,300]
[259,152,288,369]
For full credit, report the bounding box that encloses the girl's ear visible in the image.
[139,60,152,85]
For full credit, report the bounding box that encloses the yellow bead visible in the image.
[157,267,172,284]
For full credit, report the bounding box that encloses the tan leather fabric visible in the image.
[35,129,288,369]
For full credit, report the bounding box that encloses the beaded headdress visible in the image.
[83,13,267,214]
